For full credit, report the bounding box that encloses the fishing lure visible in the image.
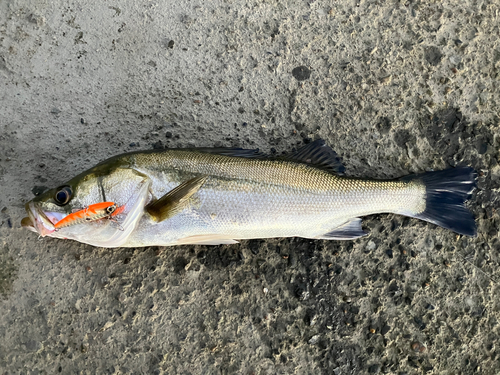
[54,202,118,229]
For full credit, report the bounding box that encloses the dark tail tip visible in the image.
[401,167,477,236]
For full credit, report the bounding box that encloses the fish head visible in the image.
[22,160,151,247]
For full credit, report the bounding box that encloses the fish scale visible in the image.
[126,152,426,246]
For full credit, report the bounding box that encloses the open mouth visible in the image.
[21,202,57,237]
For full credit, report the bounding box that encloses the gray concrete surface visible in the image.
[1,0,499,373]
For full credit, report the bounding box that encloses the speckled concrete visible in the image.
[1,0,499,374]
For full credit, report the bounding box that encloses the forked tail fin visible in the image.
[400,167,477,236]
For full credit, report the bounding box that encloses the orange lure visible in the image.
[54,202,121,229]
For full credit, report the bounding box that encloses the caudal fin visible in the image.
[401,167,477,236]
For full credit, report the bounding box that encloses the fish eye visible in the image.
[106,205,116,214]
[54,186,73,206]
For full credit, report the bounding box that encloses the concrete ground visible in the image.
[1,0,499,373]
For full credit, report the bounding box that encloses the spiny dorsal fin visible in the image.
[146,175,208,222]
[188,147,265,158]
[284,139,345,174]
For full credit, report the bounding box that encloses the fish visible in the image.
[21,140,477,248]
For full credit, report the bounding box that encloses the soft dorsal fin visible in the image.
[284,139,345,174]
[146,175,208,222]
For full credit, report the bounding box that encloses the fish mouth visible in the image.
[21,202,57,237]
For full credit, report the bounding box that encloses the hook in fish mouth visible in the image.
[21,202,57,237]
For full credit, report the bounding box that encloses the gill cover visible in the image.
[80,172,151,247]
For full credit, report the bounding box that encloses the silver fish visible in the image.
[21,140,476,247]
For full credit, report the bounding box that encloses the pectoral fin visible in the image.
[146,175,208,222]
[314,218,367,240]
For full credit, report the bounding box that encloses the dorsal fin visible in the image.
[284,139,345,174]
[183,141,344,173]
[188,147,265,158]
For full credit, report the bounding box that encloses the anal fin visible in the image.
[315,218,367,240]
